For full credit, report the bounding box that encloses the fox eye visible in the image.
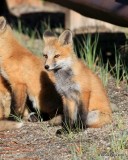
[43,54,48,58]
[54,54,60,58]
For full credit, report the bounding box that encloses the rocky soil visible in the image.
[0,76,128,160]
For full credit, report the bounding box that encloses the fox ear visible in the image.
[43,30,56,43]
[0,16,7,32]
[58,30,73,45]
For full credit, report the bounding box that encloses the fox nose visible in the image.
[45,65,49,70]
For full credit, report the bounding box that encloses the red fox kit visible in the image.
[0,16,63,122]
[0,76,23,131]
[43,30,112,131]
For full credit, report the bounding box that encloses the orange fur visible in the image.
[0,76,23,131]
[0,17,63,122]
[43,30,112,129]
[0,76,11,120]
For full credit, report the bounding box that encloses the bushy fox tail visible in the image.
[0,120,23,131]
[86,110,112,128]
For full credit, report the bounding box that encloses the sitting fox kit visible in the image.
[43,30,112,131]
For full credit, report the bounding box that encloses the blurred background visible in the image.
[0,0,128,82]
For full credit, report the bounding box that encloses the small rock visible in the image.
[110,103,119,112]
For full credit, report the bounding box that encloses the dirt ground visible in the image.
[0,77,128,160]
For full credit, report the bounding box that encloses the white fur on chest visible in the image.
[54,69,80,100]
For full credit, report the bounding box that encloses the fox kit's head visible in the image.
[43,30,74,71]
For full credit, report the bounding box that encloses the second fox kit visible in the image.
[43,30,112,130]
[0,76,23,131]
[0,16,63,121]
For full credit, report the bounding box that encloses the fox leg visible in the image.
[0,120,23,131]
[11,83,27,117]
[48,115,62,126]
[0,103,4,119]
[80,91,90,128]
[62,97,78,130]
